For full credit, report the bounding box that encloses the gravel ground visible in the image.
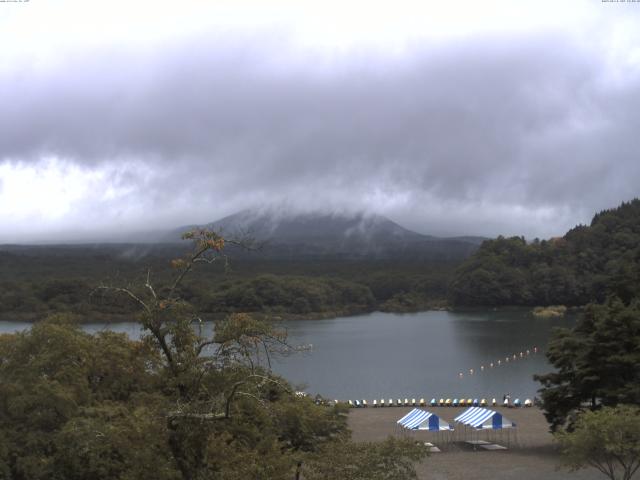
[348,406,606,480]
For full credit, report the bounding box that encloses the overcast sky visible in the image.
[1,0,639,243]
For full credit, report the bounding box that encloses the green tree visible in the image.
[449,199,640,308]
[68,229,426,479]
[535,297,640,430]
[556,405,640,480]
[97,230,308,479]
[0,314,169,480]
[0,230,429,479]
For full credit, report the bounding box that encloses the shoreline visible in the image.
[0,305,450,324]
[0,303,569,324]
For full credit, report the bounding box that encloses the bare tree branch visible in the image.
[94,285,151,315]
[145,269,157,300]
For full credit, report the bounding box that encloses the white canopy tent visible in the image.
[396,408,454,446]
[453,407,517,446]
[397,408,453,431]
[454,406,516,429]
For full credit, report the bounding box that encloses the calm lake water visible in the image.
[0,309,574,401]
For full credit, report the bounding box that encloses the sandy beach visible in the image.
[348,406,606,480]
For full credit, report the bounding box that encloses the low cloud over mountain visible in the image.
[1,1,639,242]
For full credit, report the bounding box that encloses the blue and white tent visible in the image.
[397,408,453,431]
[454,407,516,430]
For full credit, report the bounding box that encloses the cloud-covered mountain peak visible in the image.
[183,208,426,243]
[169,208,482,260]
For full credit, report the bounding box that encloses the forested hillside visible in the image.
[4,200,639,318]
[449,199,640,306]
[0,246,454,321]
[0,211,472,321]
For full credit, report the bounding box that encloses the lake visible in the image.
[0,309,574,402]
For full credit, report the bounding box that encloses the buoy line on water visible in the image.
[326,397,534,408]
[296,347,541,409]
[457,346,539,380]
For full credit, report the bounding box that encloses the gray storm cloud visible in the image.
[1,30,639,241]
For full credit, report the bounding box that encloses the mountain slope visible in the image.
[169,209,483,260]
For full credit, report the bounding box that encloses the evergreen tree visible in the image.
[535,297,640,430]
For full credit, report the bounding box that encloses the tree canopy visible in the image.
[535,297,640,431]
[449,199,640,307]
[556,405,640,480]
[0,229,427,479]
[0,247,454,321]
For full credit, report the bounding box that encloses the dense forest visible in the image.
[449,199,640,307]
[0,246,454,322]
[3,199,640,322]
